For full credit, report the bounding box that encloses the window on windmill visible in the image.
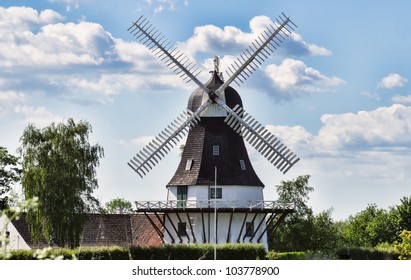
[177,186,188,208]
[245,222,254,237]
[211,187,222,199]
[178,222,187,236]
[185,159,194,171]
[239,160,246,170]
[212,145,220,156]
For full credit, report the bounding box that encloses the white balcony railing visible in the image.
[134,200,294,211]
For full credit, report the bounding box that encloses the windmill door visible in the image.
[177,186,188,207]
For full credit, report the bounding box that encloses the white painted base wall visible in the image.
[165,184,268,250]
[164,212,268,250]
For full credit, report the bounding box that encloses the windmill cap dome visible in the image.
[187,71,243,112]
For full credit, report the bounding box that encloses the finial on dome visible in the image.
[212,56,224,81]
[213,56,220,73]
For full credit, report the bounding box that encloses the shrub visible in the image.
[335,247,399,260]
[5,243,268,260]
[395,230,411,260]
[76,246,129,260]
[217,243,265,260]
[266,251,306,260]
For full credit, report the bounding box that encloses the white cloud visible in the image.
[392,95,411,105]
[152,0,178,14]
[264,104,411,155]
[318,104,411,150]
[0,6,63,31]
[0,6,338,107]
[264,58,345,94]
[0,6,187,105]
[378,73,408,89]
[48,0,87,11]
[14,105,63,127]
[0,20,116,67]
[361,91,380,101]
[0,91,26,114]
[266,124,314,151]
[178,15,331,59]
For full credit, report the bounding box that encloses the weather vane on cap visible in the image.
[213,56,220,73]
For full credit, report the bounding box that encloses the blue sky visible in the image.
[1,0,411,220]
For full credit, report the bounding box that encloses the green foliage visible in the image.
[397,197,411,231]
[104,197,134,214]
[0,146,21,210]
[270,175,313,251]
[395,230,411,260]
[216,243,266,260]
[335,247,399,260]
[130,243,264,260]
[341,204,399,247]
[270,175,341,253]
[275,174,313,217]
[76,246,130,260]
[18,118,104,248]
[4,243,266,260]
[265,251,306,260]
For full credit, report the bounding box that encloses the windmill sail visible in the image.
[127,13,300,178]
[218,101,300,174]
[128,101,212,178]
[216,13,296,95]
[128,16,209,93]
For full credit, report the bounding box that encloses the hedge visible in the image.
[266,251,306,260]
[335,247,399,260]
[4,243,265,260]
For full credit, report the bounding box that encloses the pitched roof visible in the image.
[10,213,164,248]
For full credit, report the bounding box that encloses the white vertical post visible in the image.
[214,166,217,260]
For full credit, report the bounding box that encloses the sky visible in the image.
[1,0,411,221]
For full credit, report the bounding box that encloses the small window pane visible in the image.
[239,160,246,170]
[211,187,222,199]
[245,222,254,237]
[185,159,193,171]
[178,222,187,236]
[213,145,219,155]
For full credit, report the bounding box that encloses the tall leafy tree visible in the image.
[397,196,411,231]
[19,118,104,248]
[269,175,341,252]
[269,175,314,251]
[0,147,21,210]
[104,198,134,214]
[341,204,398,247]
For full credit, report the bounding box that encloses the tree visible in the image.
[310,209,339,252]
[0,147,21,210]
[396,230,411,260]
[19,118,104,248]
[269,175,342,252]
[341,204,398,247]
[397,196,411,232]
[269,175,314,251]
[104,198,134,214]
[275,175,314,218]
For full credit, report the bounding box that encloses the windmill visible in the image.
[127,13,298,249]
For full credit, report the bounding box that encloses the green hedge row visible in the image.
[265,251,306,260]
[335,247,399,260]
[5,245,401,260]
[6,243,266,260]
